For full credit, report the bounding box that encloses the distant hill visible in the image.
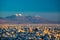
[0,14,60,24]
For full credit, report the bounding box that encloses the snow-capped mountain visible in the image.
[0,14,60,24]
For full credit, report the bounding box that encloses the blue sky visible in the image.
[0,0,60,21]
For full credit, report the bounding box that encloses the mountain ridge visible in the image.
[0,14,60,24]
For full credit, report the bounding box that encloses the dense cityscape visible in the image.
[0,24,60,40]
[0,0,60,40]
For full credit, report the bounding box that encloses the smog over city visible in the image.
[0,0,60,40]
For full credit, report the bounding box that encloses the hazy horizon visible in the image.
[0,0,60,21]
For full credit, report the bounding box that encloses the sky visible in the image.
[0,0,60,21]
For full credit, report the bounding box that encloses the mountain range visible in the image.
[0,14,60,24]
